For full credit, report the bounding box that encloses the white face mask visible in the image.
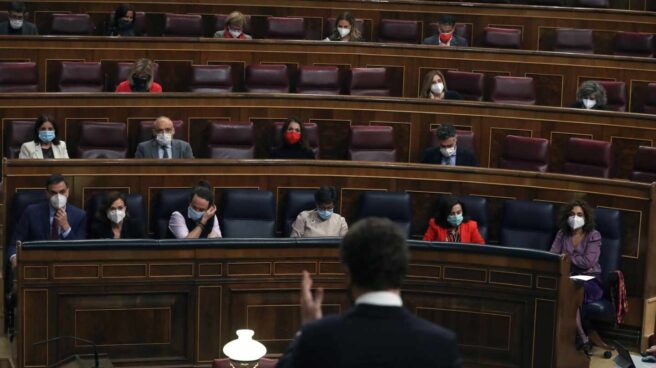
[567,215,585,230]
[440,146,457,157]
[582,98,596,110]
[229,29,242,38]
[107,209,126,224]
[9,19,23,30]
[337,27,350,38]
[431,83,445,95]
[50,193,67,209]
[156,132,172,147]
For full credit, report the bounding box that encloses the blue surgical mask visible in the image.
[39,130,56,143]
[187,206,204,221]
[447,214,463,227]
[318,209,333,220]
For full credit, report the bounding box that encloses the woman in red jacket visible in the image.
[115,58,162,93]
[423,195,485,244]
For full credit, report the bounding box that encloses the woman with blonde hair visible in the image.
[115,58,162,93]
[214,11,252,39]
[419,70,461,100]
[323,12,362,42]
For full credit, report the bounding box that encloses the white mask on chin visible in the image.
[50,193,67,209]
[156,132,172,147]
[567,215,585,230]
[337,27,350,38]
[582,98,596,109]
[440,146,456,157]
[107,209,126,224]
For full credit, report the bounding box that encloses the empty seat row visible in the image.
[7,188,622,250]
[553,29,654,57]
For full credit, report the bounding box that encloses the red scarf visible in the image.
[223,27,246,39]
[610,270,629,324]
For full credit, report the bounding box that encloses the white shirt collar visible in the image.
[354,291,403,307]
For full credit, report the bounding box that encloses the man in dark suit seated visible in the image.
[0,1,39,35]
[422,15,467,47]
[8,174,86,268]
[134,116,194,159]
[422,124,478,167]
[277,218,462,368]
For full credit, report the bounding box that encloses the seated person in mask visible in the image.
[115,58,162,93]
[270,117,316,159]
[571,81,607,110]
[89,191,146,239]
[421,124,478,167]
[107,4,140,37]
[0,1,38,35]
[419,70,461,100]
[19,114,69,159]
[323,11,363,42]
[422,15,467,47]
[291,186,348,237]
[168,181,222,239]
[214,11,252,39]
[423,195,484,244]
[134,116,194,159]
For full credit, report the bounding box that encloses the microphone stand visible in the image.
[33,335,99,368]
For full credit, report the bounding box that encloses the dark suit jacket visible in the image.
[9,202,87,260]
[89,216,146,239]
[422,34,468,47]
[422,147,479,167]
[0,21,38,35]
[134,139,194,159]
[277,304,462,368]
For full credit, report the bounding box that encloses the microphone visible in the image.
[33,335,99,368]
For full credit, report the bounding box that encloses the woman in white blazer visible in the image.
[19,114,69,159]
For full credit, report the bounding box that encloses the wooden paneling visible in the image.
[17,239,590,367]
[2,37,656,109]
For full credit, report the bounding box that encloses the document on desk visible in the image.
[570,275,595,282]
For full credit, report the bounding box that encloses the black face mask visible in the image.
[117,18,133,30]
[131,76,149,92]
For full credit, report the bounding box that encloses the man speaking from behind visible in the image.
[277,217,462,368]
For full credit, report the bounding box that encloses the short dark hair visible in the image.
[46,174,67,188]
[33,113,61,145]
[438,14,456,26]
[341,218,409,290]
[435,124,457,141]
[8,1,26,13]
[191,180,214,204]
[558,199,596,235]
[314,186,337,206]
[433,195,470,228]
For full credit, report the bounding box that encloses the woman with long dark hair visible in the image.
[422,195,484,244]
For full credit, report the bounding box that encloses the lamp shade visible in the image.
[222,329,267,362]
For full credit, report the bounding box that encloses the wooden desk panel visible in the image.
[2,37,656,111]
[16,239,588,368]
[1,94,656,179]
[3,159,656,348]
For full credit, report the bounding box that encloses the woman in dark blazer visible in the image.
[89,191,146,239]
[270,117,315,159]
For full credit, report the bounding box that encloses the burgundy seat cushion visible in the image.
[0,62,38,92]
[349,68,390,96]
[500,135,549,172]
[58,62,104,92]
[78,122,128,158]
[445,71,484,101]
[163,13,203,37]
[349,125,396,162]
[207,121,255,159]
[188,65,233,93]
[614,32,654,58]
[266,17,305,39]
[378,19,420,44]
[644,83,656,114]
[630,146,656,183]
[554,29,594,54]
[4,120,35,158]
[245,64,289,93]
[296,66,340,95]
[51,13,95,35]
[490,76,536,105]
[138,119,188,142]
[272,121,320,158]
[596,81,626,112]
[577,0,610,7]
[562,137,612,178]
[484,27,522,49]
